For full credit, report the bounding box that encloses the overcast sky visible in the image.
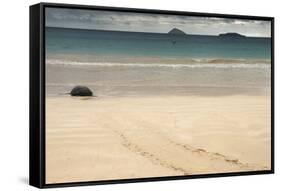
[46,8,271,37]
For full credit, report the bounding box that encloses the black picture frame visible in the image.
[30,2,275,189]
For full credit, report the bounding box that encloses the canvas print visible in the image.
[45,7,271,184]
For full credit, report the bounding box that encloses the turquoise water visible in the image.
[45,27,271,97]
[46,27,271,61]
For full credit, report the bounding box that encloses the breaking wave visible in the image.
[46,59,271,69]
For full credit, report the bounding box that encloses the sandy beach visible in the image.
[46,95,271,183]
[44,9,272,185]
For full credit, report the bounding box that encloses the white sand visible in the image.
[46,95,271,183]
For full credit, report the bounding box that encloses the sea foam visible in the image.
[46,59,271,69]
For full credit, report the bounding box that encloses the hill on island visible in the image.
[219,33,246,38]
[168,28,186,35]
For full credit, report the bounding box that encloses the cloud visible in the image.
[46,8,271,37]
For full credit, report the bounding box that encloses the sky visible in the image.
[46,7,271,37]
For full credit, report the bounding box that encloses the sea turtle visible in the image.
[70,86,93,97]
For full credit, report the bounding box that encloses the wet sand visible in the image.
[46,95,271,183]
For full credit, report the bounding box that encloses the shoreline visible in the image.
[45,85,271,98]
[46,55,271,66]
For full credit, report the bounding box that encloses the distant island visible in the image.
[219,33,246,38]
[168,28,186,35]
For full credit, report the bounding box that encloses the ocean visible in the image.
[45,27,271,97]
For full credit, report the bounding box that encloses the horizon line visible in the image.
[45,26,270,38]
